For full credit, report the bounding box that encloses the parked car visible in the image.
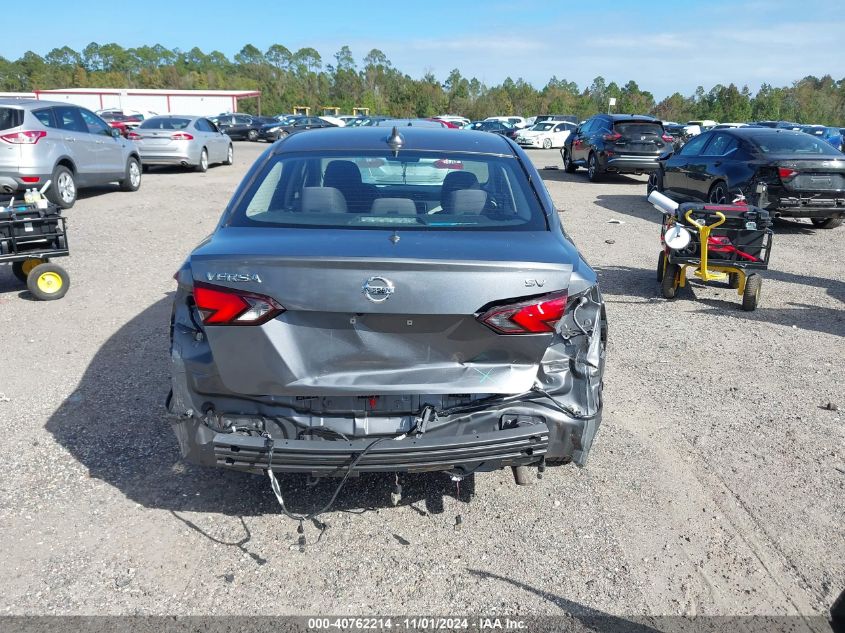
[375,118,448,128]
[348,116,394,127]
[712,122,748,129]
[167,126,607,488]
[534,114,579,125]
[435,115,470,127]
[799,125,844,152]
[320,115,346,127]
[96,108,157,122]
[515,120,576,149]
[465,120,519,139]
[562,114,672,181]
[429,118,461,128]
[211,114,277,141]
[127,115,233,172]
[98,112,142,136]
[649,128,845,228]
[662,122,689,150]
[258,115,336,142]
[687,119,719,131]
[485,115,528,129]
[0,99,142,208]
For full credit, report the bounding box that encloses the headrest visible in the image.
[370,197,417,215]
[449,189,488,215]
[324,160,363,188]
[301,187,348,213]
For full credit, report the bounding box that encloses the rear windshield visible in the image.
[750,133,840,155]
[0,108,24,131]
[614,122,663,137]
[230,151,547,231]
[139,117,191,130]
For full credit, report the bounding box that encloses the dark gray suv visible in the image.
[561,114,672,182]
[0,99,142,208]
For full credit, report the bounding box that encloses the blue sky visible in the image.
[5,0,844,98]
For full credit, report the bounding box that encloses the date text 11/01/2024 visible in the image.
[307,617,528,630]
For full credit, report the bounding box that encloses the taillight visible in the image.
[127,131,142,140]
[171,132,194,141]
[602,132,622,142]
[478,291,568,334]
[193,283,284,326]
[661,134,674,142]
[1,130,47,144]
[778,167,799,181]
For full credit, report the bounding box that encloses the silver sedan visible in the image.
[129,115,233,172]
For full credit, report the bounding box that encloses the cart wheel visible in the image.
[26,263,70,301]
[12,258,47,283]
[728,273,740,289]
[741,274,761,311]
[657,251,666,282]
[661,262,680,299]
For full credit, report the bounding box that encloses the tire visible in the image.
[832,588,845,633]
[247,129,258,142]
[708,181,728,205]
[542,138,552,149]
[195,148,208,173]
[119,157,142,192]
[741,274,761,311]
[657,251,666,282]
[728,272,740,289]
[562,148,576,173]
[26,263,70,301]
[587,152,602,182]
[46,165,76,209]
[224,144,234,166]
[810,217,843,229]
[661,262,680,299]
[13,257,47,283]
[647,170,663,195]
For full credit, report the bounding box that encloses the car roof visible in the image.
[708,127,816,140]
[601,114,658,122]
[272,126,515,156]
[0,98,73,109]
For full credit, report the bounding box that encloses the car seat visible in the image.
[323,160,378,213]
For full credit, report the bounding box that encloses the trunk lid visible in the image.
[771,157,845,193]
[610,121,667,156]
[189,228,575,396]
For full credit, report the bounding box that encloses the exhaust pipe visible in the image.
[180,161,189,167]
[1,185,12,193]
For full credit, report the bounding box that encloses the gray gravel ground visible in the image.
[0,142,842,619]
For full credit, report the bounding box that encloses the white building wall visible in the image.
[37,92,244,116]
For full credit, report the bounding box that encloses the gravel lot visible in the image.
[0,142,842,620]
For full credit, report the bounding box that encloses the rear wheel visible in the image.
[587,152,602,182]
[647,170,663,195]
[661,262,680,299]
[224,144,234,165]
[195,148,208,173]
[708,181,728,205]
[562,149,576,173]
[810,217,843,229]
[12,258,46,283]
[119,157,141,192]
[26,262,70,301]
[742,274,762,311]
[247,129,258,142]
[47,165,76,209]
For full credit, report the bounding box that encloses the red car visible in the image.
[428,118,460,129]
[99,112,142,137]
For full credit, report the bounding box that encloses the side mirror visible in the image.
[111,127,121,138]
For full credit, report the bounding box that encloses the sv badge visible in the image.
[524,279,546,287]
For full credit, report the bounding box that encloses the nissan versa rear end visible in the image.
[167,127,606,485]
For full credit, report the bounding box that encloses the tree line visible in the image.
[2,42,844,125]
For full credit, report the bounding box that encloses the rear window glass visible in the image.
[750,133,840,155]
[231,151,547,232]
[139,117,191,130]
[615,122,663,137]
[0,108,24,131]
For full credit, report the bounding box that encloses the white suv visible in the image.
[0,99,142,208]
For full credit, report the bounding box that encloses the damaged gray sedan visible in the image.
[167,126,606,489]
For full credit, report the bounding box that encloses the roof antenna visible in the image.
[387,126,403,156]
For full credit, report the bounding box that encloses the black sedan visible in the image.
[212,114,278,141]
[649,128,845,229]
[258,115,336,142]
[465,120,519,140]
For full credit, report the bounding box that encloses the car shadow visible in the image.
[772,217,824,235]
[593,265,658,301]
[539,169,644,187]
[593,194,661,224]
[692,298,845,337]
[44,296,474,520]
[467,569,662,632]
